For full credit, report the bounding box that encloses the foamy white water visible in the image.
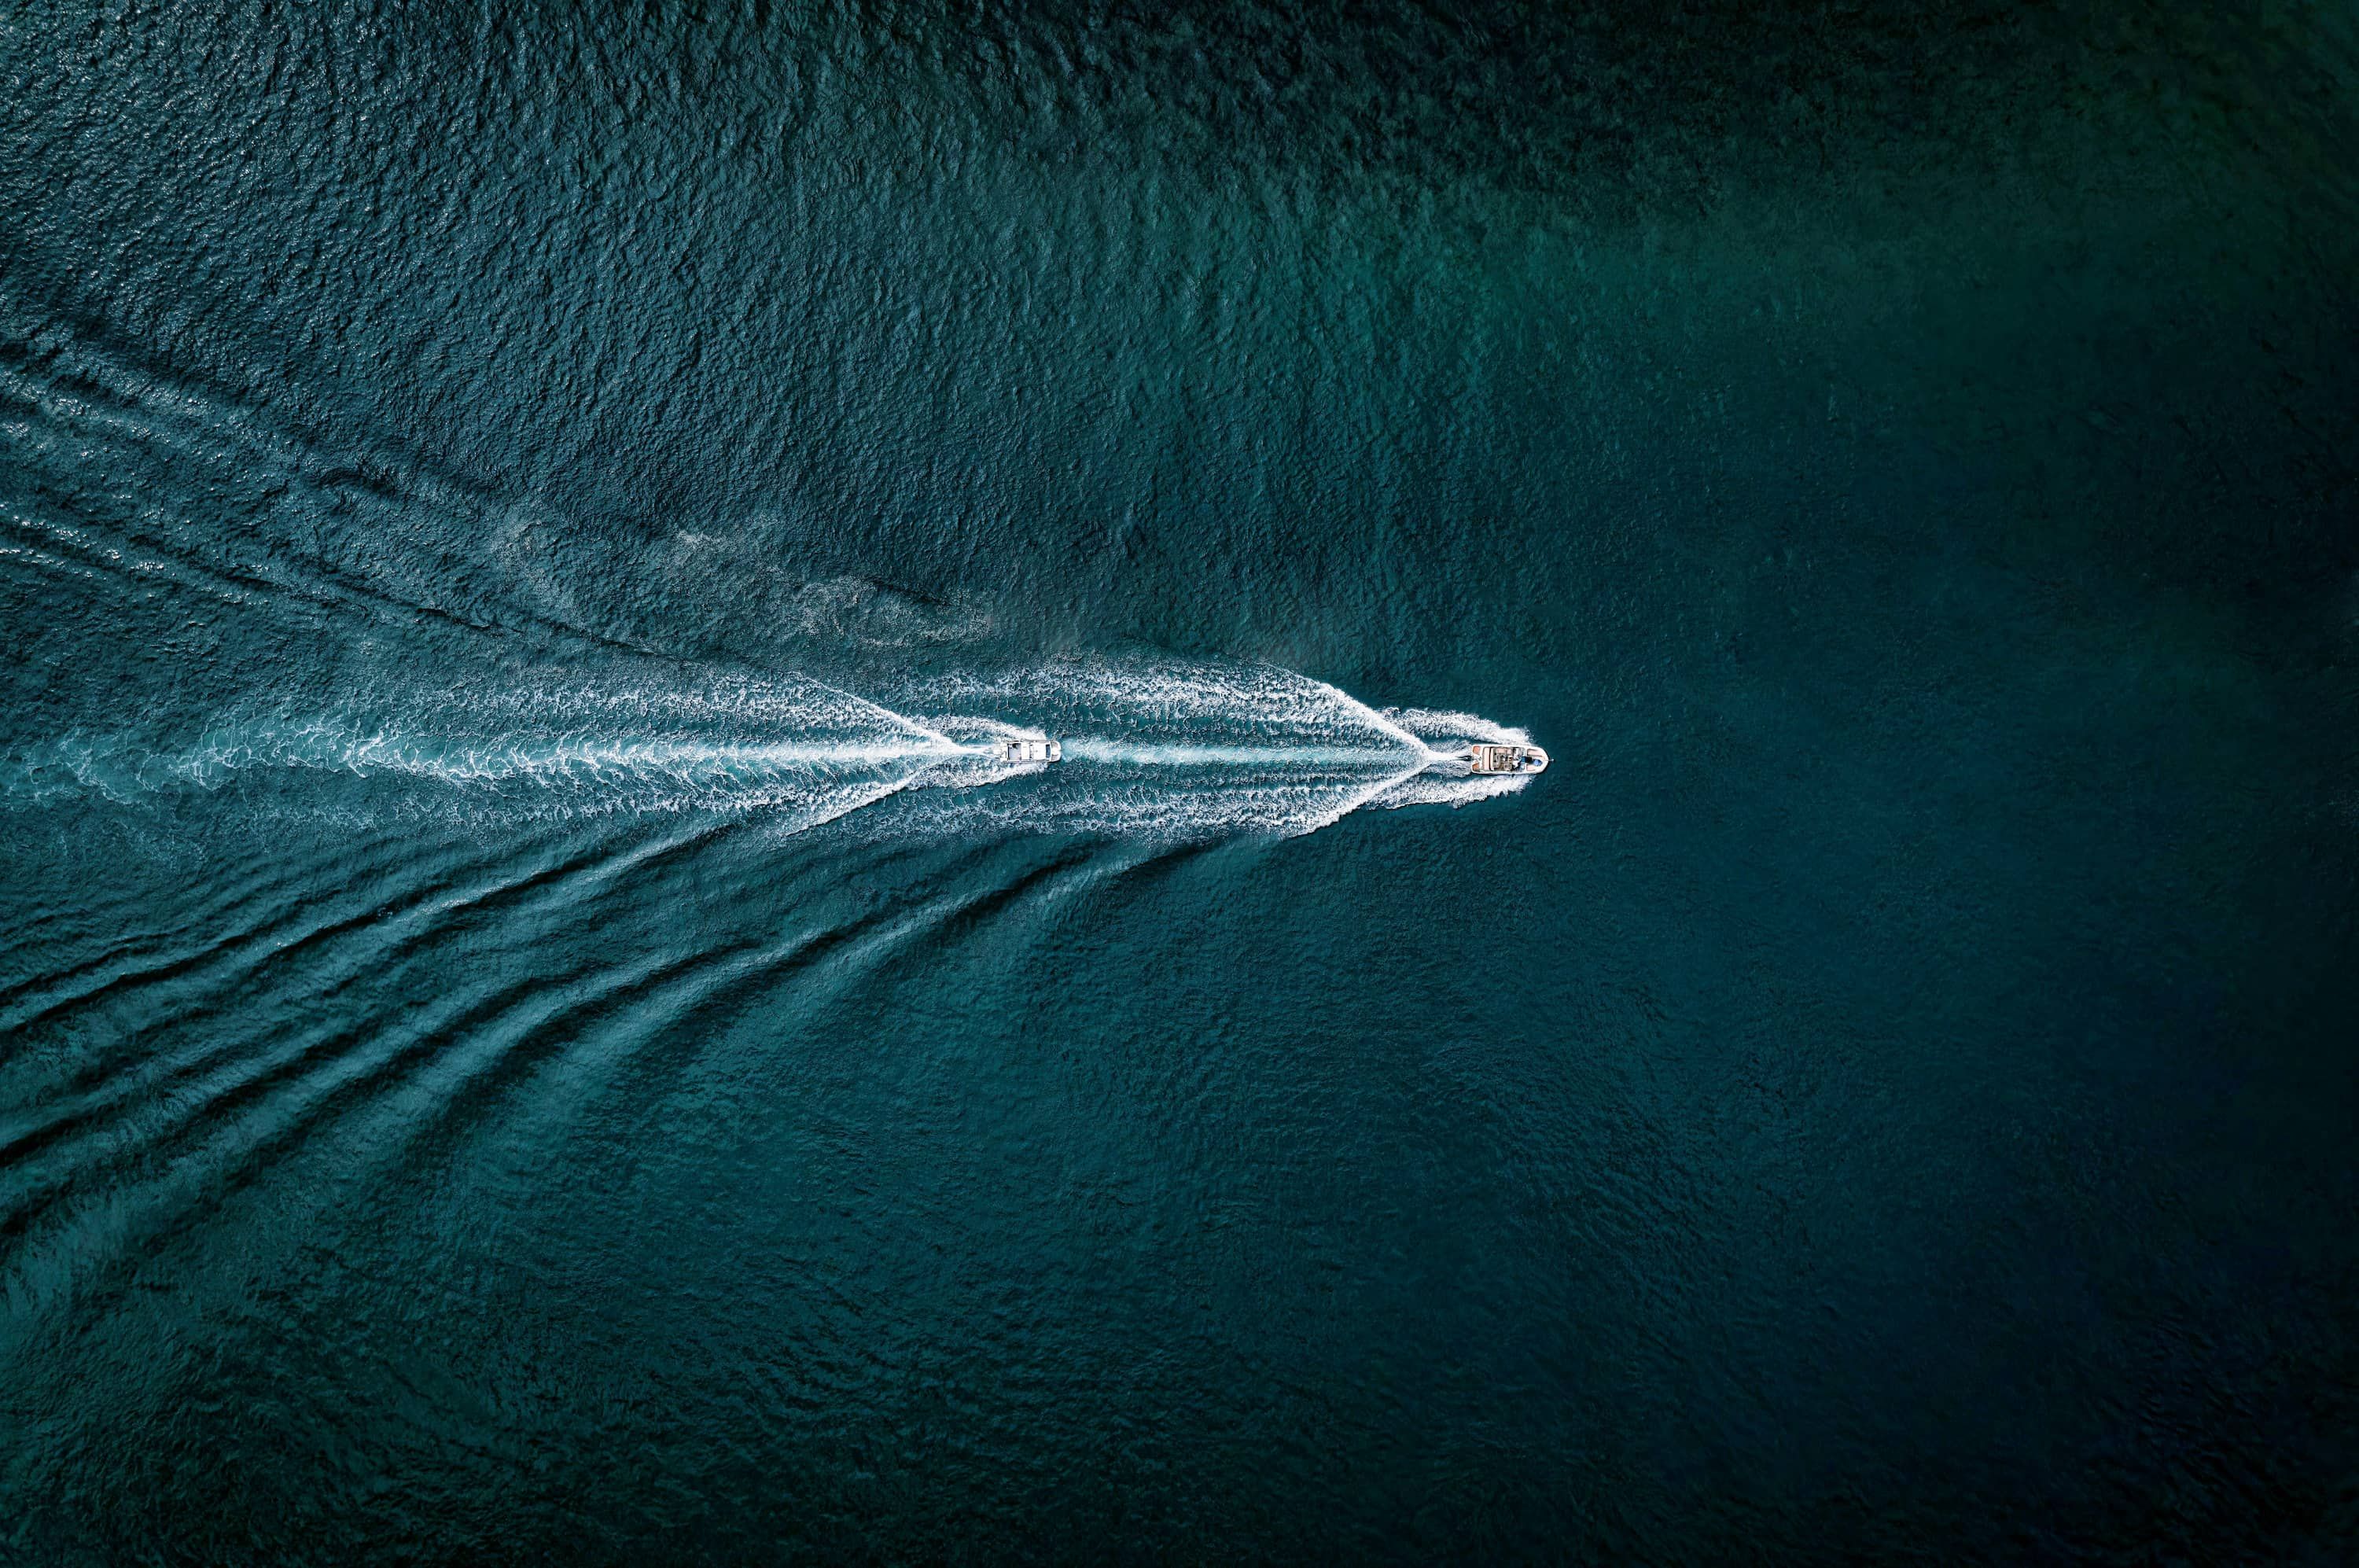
[3,661,1540,838]
[880,660,1536,837]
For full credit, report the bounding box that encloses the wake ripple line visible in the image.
[0,819,720,1213]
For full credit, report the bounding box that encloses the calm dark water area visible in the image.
[4,2,2357,1560]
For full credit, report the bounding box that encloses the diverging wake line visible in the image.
[1,661,1545,839]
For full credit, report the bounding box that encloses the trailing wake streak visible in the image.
[0,326,1542,841]
[2,663,1541,840]
[1059,742,1412,767]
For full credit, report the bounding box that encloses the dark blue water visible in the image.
[5,3,2357,1560]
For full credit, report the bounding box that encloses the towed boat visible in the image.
[1460,742,1548,775]
[999,738,1062,764]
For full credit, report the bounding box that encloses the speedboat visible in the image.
[1459,742,1547,775]
[999,738,1062,764]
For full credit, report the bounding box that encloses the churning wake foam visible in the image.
[2,661,1540,840]
[1,318,1536,841]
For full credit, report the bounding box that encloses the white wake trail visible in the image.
[4,660,1540,839]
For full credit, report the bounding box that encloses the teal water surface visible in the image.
[4,2,2358,1560]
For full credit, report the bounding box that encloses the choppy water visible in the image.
[5,2,2359,1561]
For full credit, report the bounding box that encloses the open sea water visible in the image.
[3,2,2357,1560]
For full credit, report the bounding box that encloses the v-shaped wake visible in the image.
[2,661,1543,840]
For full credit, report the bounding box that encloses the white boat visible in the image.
[999,738,1062,764]
[1460,742,1547,775]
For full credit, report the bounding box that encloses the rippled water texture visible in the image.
[4,2,2358,1561]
